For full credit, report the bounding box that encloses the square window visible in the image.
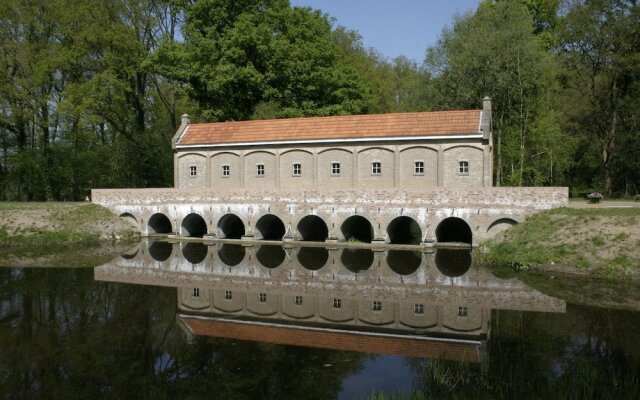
[295,295,303,305]
[458,306,468,317]
[333,298,342,308]
[372,162,381,175]
[192,288,200,297]
[293,163,301,176]
[332,162,341,175]
[256,164,265,176]
[222,165,230,177]
[259,293,267,303]
[458,161,469,174]
[224,290,232,300]
[414,303,424,314]
[414,161,424,175]
[189,166,197,177]
[373,300,382,311]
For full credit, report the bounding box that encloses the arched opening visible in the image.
[182,242,208,264]
[387,216,422,245]
[341,216,373,243]
[120,249,138,260]
[217,214,245,239]
[181,213,208,238]
[148,213,172,235]
[256,214,285,241]
[297,215,329,242]
[297,247,329,270]
[435,217,472,244]
[486,218,518,238]
[149,240,173,262]
[387,250,422,275]
[256,245,285,269]
[340,248,374,273]
[435,249,472,277]
[218,244,245,267]
[119,212,138,227]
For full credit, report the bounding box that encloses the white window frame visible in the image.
[192,288,200,297]
[259,292,267,303]
[458,306,468,317]
[373,300,382,311]
[414,160,424,175]
[371,161,381,175]
[222,165,230,177]
[224,290,232,300]
[292,163,301,177]
[333,298,342,308]
[414,303,424,314]
[458,160,469,175]
[256,164,265,177]
[295,295,303,305]
[189,165,197,177]
[331,162,341,176]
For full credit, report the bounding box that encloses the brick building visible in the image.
[172,98,493,190]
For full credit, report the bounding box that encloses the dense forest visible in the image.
[0,0,638,200]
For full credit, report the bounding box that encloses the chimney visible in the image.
[181,114,191,126]
[481,97,492,140]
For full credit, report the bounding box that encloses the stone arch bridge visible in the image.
[92,187,567,246]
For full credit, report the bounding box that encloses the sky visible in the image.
[290,0,482,63]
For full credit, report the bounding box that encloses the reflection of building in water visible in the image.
[97,240,565,363]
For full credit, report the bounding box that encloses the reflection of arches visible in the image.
[181,213,208,237]
[341,216,373,243]
[256,214,285,240]
[387,250,422,275]
[297,215,329,242]
[256,245,285,269]
[182,242,208,264]
[121,249,138,260]
[435,217,472,244]
[218,244,245,267]
[148,213,172,234]
[119,212,138,227]
[340,248,374,273]
[149,240,173,262]
[217,214,245,239]
[486,218,518,237]
[297,247,329,270]
[435,249,472,277]
[387,216,422,244]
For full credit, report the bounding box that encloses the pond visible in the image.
[1,240,638,399]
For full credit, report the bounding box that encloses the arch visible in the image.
[318,147,352,155]
[255,214,285,241]
[177,152,206,160]
[148,213,172,235]
[148,240,173,262]
[296,215,329,242]
[280,148,313,156]
[297,247,329,270]
[399,145,438,153]
[182,242,208,264]
[357,146,394,154]
[435,217,472,244]
[217,214,245,239]
[341,215,374,243]
[218,244,245,267]
[256,245,285,269]
[386,216,422,245]
[244,149,276,157]
[120,249,138,260]
[181,213,208,238]
[486,218,518,236]
[435,249,472,277]
[340,248,374,273]
[118,212,138,226]
[387,250,422,275]
[442,144,482,152]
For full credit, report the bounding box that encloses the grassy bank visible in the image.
[0,202,139,249]
[480,206,640,280]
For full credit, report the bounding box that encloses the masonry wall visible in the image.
[174,139,491,190]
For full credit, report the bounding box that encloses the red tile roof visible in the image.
[177,110,482,146]
[182,317,480,362]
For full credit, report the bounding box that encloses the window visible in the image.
[372,162,381,175]
[373,300,382,311]
[414,161,424,175]
[224,290,232,300]
[189,166,197,177]
[192,288,200,297]
[458,306,468,317]
[331,162,341,175]
[414,303,424,314]
[222,165,230,177]
[256,164,265,176]
[333,298,342,308]
[458,161,469,175]
[292,163,301,176]
[259,293,267,303]
[295,295,303,305]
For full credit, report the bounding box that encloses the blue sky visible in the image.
[290,0,482,63]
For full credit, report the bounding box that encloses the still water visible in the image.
[1,240,639,399]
